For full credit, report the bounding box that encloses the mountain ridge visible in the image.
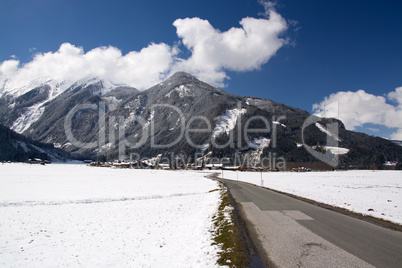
[0,72,401,169]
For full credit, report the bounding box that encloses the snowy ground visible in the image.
[0,164,221,267]
[220,170,402,225]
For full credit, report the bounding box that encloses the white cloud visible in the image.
[0,59,19,78]
[388,86,402,104]
[1,42,176,91]
[172,5,288,86]
[391,129,402,140]
[0,1,288,91]
[313,88,402,140]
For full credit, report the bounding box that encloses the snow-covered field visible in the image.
[0,164,221,267]
[221,170,402,225]
[2,165,400,267]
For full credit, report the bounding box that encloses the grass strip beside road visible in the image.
[210,184,249,267]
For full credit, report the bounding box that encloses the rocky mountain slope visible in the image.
[0,124,72,162]
[1,72,401,169]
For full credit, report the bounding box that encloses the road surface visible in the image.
[224,179,402,267]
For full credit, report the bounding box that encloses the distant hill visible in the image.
[0,124,72,162]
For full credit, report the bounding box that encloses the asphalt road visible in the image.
[224,179,402,267]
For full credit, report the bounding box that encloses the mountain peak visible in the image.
[167,72,197,82]
[148,71,223,97]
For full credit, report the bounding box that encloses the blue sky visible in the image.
[1,0,401,139]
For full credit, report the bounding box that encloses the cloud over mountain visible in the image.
[172,7,287,85]
[0,1,287,91]
[313,87,402,140]
[0,43,176,91]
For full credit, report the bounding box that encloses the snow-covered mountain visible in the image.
[1,72,401,168]
[0,77,120,134]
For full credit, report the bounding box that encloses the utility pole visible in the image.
[261,171,264,186]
